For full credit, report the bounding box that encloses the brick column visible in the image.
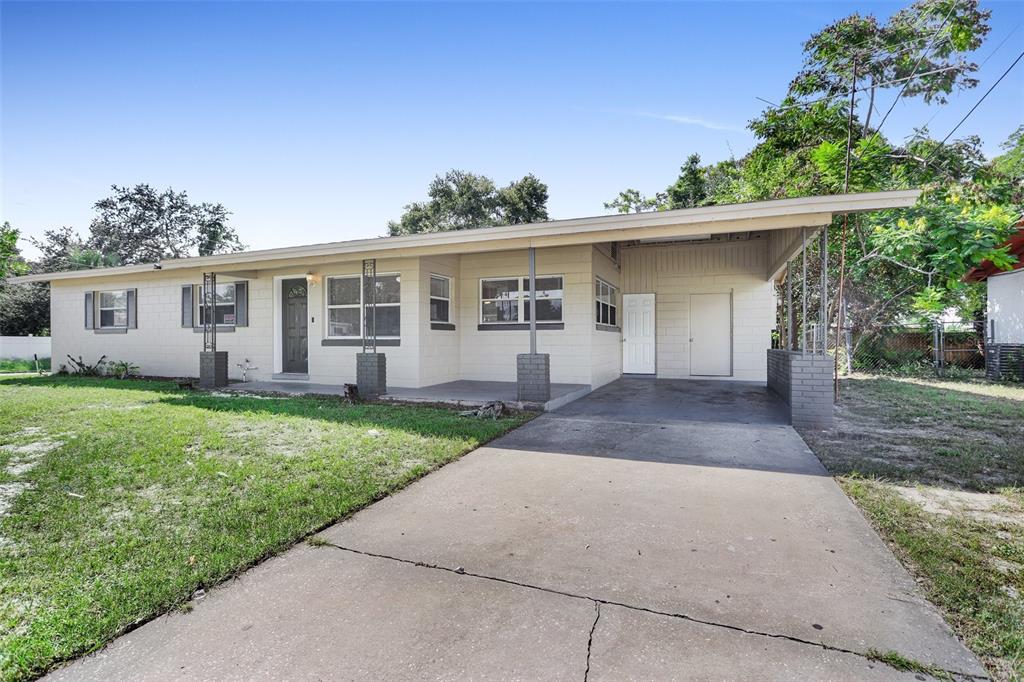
[766,349,833,429]
[199,351,228,388]
[357,352,386,399]
[517,353,551,403]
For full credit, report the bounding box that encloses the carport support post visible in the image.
[785,270,793,350]
[801,228,808,353]
[517,246,551,404]
[819,225,828,353]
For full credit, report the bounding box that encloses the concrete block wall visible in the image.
[357,352,387,398]
[620,239,774,381]
[767,349,833,428]
[517,353,551,402]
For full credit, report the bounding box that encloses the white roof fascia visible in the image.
[8,190,920,284]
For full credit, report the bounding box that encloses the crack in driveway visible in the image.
[583,601,600,682]
[317,540,988,681]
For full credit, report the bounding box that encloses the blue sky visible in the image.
[2,1,1022,258]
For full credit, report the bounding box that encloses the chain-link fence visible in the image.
[828,320,986,379]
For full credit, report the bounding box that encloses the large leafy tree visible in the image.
[89,184,244,263]
[606,0,1017,326]
[3,186,247,335]
[0,222,27,282]
[388,171,549,236]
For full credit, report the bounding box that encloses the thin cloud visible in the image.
[634,112,745,133]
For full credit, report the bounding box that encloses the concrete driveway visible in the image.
[52,378,984,681]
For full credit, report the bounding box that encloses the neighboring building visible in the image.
[9,190,919,424]
[963,222,1024,381]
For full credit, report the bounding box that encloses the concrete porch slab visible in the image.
[220,379,592,411]
[383,380,592,412]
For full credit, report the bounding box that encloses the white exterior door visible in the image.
[623,294,656,374]
[689,293,732,376]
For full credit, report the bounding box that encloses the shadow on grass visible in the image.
[0,374,528,441]
[0,374,183,392]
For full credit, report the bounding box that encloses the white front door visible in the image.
[623,294,656,374]
[689,293,732,376]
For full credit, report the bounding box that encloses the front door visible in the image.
[689,292,731,376]
[623,293,656,374]
[282,278,308,374]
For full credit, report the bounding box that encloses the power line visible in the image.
[924,47,1024,164]
[759,64,963,113]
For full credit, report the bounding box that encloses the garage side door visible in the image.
[623,294,656,374]
[689,293,731,376]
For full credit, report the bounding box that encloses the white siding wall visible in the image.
[988,269,1024,344]
[306,257,421,387]
[418,255,461,386]
[50,270,275,381]
[48,240,775,387]
[457,246,594,385]
[591,245,623,388]
[620,238,774,382]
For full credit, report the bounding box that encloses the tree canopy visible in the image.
[388,171,549,236]
[0,222,27,282]
[2,185,246,336]
[604,0,1020,325]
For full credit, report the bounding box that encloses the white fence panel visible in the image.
[0,336,52,360]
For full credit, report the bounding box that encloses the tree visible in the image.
[388,171,549,236]
[89,184,244,264]
[0,222,27,282]
[666,154,708,209]
[791,0,991,131]
[602,0,1014,324]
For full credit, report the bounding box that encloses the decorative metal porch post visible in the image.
[356,258,386,398]
[198,272,228,388]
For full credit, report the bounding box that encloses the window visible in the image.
[364,273,401,338]
[198,283,236,326]
[595,279,618,327]
[480,276,563,324]
[430,275,451,323]
[325,273,401,338]
[98,290,128,328]
[326,276,360,337]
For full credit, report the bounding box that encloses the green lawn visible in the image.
[0,358,49,374]
[0,376,529,681]
[801,376,1024,681]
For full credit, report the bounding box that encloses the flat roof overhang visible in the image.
[9,190,920,284]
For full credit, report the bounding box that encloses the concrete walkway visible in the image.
[51,378,984,681]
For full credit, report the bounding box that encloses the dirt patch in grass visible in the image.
[803,376,1024,680]
[804,376,1024,491]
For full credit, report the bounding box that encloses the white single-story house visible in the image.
[963,221,1024,381]
[9,190,919,423]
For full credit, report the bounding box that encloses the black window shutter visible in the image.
[84,291,94,329]
[181,285,193,328]
[127,289,138,329]
[234,281,248,327]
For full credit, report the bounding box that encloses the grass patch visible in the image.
[803,376,1024,680]
[865,648,952,680]
[0,358,49,374]
[0,375,529,681]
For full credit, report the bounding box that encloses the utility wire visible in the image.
[924,47,1024,164]
[760,64,962,113]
